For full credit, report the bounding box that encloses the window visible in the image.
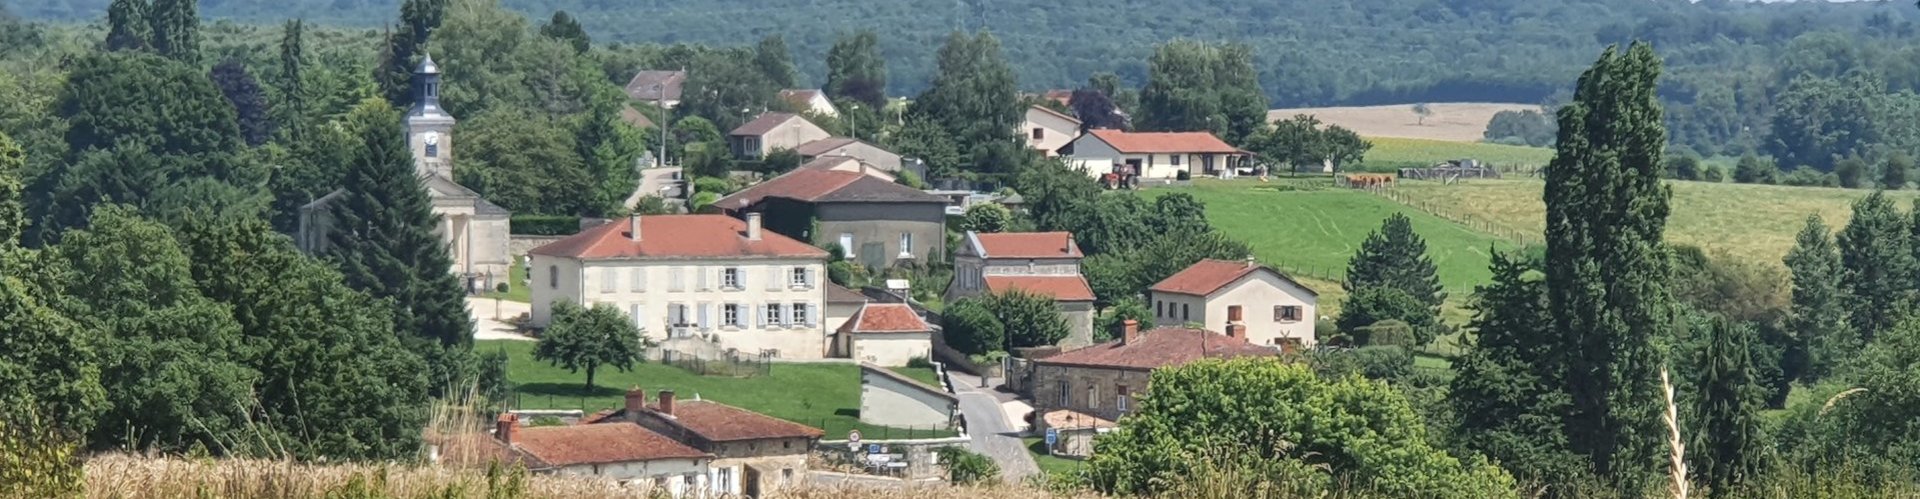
[790,267,809,288]
[1117,385,1131,413]
[723,304,741,327]
[600,268,617,292]
[839,233,854,255]
[1182,303,1190,322]
[1087,384,1098,409]
[1058,379,1069,407]
[1275,305,1303,322]
[722,267,741,289]
[630,304,647,330]
[548,265,558,288]
[1155,300,1163,318]
[426,82,437,98]
[669,267,685,291]
[1030,127,1044,140]
[1170,154,1182,166]
[790,303,809,325]
[425,143,438,158]
[630,268,645,292]
[764,304,781,327]
[899,232,913,256]
[668,303,688,326]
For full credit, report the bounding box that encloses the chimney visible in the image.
[624,387,647,420]
[1122,319,1139,345]
[495,413,518,444]
[1226,305,1246,341]
[657,389,677,417]
[628,215,642,242]
[746,212,763,241]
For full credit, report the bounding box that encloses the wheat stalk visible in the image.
[1660,367,1688,499]
[1819,388,1867,416]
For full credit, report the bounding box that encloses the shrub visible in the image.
[0,410,83,498]
[1175,169,1191,181]
[529,415,565,427]
[936,446,1001,485]
[509,215,580,236]
[494,283,509,294]
[907,356,935,369]
[692,177,734,196]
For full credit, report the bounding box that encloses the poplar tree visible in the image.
[912,31,1022,174]
[1783,215,1851,380]
[753,34,798,89]
[1542,43,1672,483]
[275,19,308,143]
[104,0,150,52]
[1690,316,1765,498]
[323,102,473,351]
[147,0,199,63]
[1836,191,1911,342]
[377,0,448,109]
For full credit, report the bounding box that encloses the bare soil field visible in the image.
[1268,102,1542,142]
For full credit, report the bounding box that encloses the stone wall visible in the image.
[509,235,566,258]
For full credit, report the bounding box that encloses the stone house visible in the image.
[1021,105,1082,157]
[1061,129,1248,180]
[297,54,512,292]
[596,389,825,498]
[835,303,934,366]
[526,214,833,360]
[625,70,686,109]
[715,169,948,269]
[729,112,831,160]
[795,155,896,180]
[779,89,840,117]
[823,283,869,337]
[946,231,1096,347]
[858,363,958,430]
[794,137,906,175]
[483,413,714,496]
[1149,258,1319,350]
[1028,321,1277,424]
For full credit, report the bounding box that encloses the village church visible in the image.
[296,55,513,291]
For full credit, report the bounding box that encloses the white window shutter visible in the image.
[781,303,793,326]
[737,268,748,290]
[698,268,710,291]
[807,303,818,327]
[754,304,764,329]
[805,268,817,289]
[698,303,710,330]
[632,268,646,292]
[766,267,781,291]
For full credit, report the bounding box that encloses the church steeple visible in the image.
[406,53,456,179]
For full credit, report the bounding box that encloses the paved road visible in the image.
[949,372,1040,483]
[467,297,534,341]
[626,167,682,208]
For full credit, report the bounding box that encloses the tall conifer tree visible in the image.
[1542,43,1672,483]
[275,19,308,144]
[323,102,472,350]
[104,0,150,52]
[1450,251,1584,485]
[147,0,199,63]
[1690,316,1765,497]
[1344,213,1445,309]
[1784,215,1851,380]
[1836,191,1911,342]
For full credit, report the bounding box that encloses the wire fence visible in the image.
[659,351,772,378]
[809,419,959,441]
[1359,183,1540,248]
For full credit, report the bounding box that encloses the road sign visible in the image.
[867,443,882,455]
[1044,428,1059,446]
[848,429,861,444]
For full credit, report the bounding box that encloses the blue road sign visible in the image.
[868,443,882,454]
[1044,428,1059,446]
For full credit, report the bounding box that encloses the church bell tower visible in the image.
[405,53,456,179]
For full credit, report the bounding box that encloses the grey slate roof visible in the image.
[624,70,685,102]
[813,175,949,204]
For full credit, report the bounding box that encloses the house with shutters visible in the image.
[1148,258,1319,351]
[590,389,825,498]
[1028,320,1277,426]
[714,169,947,270]
[478,413,714,496]
[526,214,833,360]
[946,231,1096,347]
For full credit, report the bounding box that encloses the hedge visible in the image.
[510,215,581,236]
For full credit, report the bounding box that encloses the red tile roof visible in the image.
[974,232,1082,259]
[985,275,1096,302]
[1147,259,1300,298]
[651,400,825,442]
[839,303,931,334]
[1035,326,1277,370]
[528,215,826,260]
[510,423,709,467]
[1086,129,1240,154]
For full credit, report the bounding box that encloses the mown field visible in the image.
[1357,137,1555,172]
[1391,179,1920,266]
[479,340,954,439]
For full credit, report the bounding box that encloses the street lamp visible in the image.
[849,103,861,140]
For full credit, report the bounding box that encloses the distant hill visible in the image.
[7,0,1916,108]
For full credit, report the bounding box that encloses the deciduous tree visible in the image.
[958,203,1011,233]
[941,298,1004,355]
[535,301,648,392]
[210,58,274,147]
[988,290,1071,348]
[537,11,589,53]
[1138,40,1266,144]
[753,35,798,90]
[825,30,887,110]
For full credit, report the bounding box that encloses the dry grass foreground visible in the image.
[81,453,1088,499]
[1268,103,1542,142]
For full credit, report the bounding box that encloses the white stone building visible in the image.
[1147,258,1319,350]
[1021,105,1081,157]
[1060,129,1249,180]
[526,214,833,360]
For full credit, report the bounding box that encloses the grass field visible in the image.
[480,263,530,303]
[1391,179,1920,266]
[479,340,955,439]
[1024,437,1087,476]
[890,366,942,388]
[1269,102,1541,142]
[1358,137,1555,171]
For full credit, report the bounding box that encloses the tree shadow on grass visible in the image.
[516,382,626,399]
[834,408,860,418]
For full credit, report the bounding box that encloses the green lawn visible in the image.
[480,262,530,303]
[1024,437,1087,476]
[1146,179,1518,305]
[889,366,943,388]
[481,340,955,439]
[1392,178,1920,267]
[1358,137,1555,171]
